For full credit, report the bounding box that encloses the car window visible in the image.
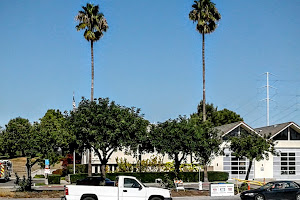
[274,183,284,189]
[284,182,298,189]
[261,182,274,189]
[124,178,141,188]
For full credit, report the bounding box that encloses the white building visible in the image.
[87,121,300,180]
[211,121,300,180]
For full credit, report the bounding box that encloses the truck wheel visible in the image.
[150,197,162,200]
[82,197,96,200]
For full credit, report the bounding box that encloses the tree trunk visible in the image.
[88,40,94,177]
[245,159,253,180]
[25,158,32,191]
[101,164,106,179]
[203,164,208,182]
[174,154,180,178]
[202,33,206,122]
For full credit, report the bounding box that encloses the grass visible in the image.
[34,174,45,178]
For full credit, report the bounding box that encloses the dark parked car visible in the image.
[240,181,300,200]
[76,176,115,186]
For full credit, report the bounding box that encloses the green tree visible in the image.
[37,109,69,163]
[189,0,221,122]
[192,101,243,126]
[1,111,68,190]
[68,97,149,178]
[75,3,109,176]
[2,117,32,158]
[228,133,277,180]
[149,116,195,176]
[190,118,222,182]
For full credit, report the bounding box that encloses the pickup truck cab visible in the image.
[62,175,172,200]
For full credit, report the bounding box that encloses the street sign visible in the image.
[45,159,50,166]
[44,168,51,174]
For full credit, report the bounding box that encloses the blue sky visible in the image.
[1,0,300,129]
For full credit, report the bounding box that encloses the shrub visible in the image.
[14,173,31,191]
[52,169,64,176]
[67,164,87,174]
[69,173,88,184]
[48,175,61,184]
[207,171,229,182]
[69,171,228,184]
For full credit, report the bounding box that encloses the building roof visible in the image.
[215,121,258,137]
[254,122,300,139]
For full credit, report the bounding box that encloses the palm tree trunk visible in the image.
[202,33,206,122]
[91,41,94,101]
[88,40,94,177]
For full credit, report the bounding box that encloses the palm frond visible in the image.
[75,3,108,42]
[189,0,221,34]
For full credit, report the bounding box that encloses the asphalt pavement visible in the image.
[0,178,242,200]
[0,196,241,200]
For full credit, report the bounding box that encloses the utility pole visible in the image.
[263,72,275,126]
[266,72,270,126]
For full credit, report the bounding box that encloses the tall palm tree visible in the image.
[76,3,108,176]
[189,0,221,122]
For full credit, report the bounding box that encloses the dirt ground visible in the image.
[0,188,209,198]
[171,189,209,197]
[0,189,64,198]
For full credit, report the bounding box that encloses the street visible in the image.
[0,197,241,200]
[0,196,241,200]
[173,196,240,200]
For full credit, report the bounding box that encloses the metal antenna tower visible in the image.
[263,72,275,126]
[266,72,270,126]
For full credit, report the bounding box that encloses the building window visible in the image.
[290,128,300,140]
[281,153,296,175]
[274,129,288,140]
[231,157,247,175]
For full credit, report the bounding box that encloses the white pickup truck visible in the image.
[62,175,172,200]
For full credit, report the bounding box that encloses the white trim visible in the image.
[221,121,260,138]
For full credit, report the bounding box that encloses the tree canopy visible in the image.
[149,116,195,176]
[190,118,222,182]
[0,111,67,190]
[68,97,149,178]
[192,101,243,126]
[189,0,221,35]
[228,132,277,180]
[1,117,33,158]
[75,3,108,43]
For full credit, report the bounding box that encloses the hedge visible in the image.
[207,171,229,182]
[48,174,61,184]
[69,173,89,184]
[66,164,87,174]
[69,171,228,184]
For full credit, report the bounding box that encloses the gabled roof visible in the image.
[254,122,300,139]
[215,121,258,137]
